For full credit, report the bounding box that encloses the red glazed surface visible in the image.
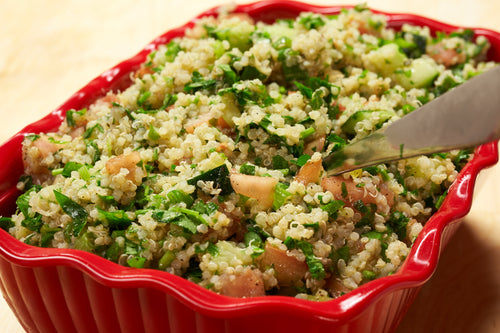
[0,1,499,332]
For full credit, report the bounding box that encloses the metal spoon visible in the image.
[323,65,500,176]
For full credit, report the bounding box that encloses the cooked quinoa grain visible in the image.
[5,7,498,300]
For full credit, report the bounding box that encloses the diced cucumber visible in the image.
[212,21,255,51]
[220,94,241,127]
[364,43,408,74]
[262,23,296,44]
[341,110,396,135]
[395,58,439,89]
[211,40,226,59]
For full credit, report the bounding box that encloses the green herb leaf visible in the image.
[53,190,88,238]
[218,64,237,85]
[158,250,176,269]
[304,222,320,231]
[325,134,346,152]
[333,245,350,263]
[240,162,256,175]
[40,225,61,247]
[240,65,267,81]
[321,200,345,218]
[59,161,84,178]
[363,165,390,181]
[184,71,217,93]
[165,40,182,62]
[98,194,117,205]
[386,211,409,240]
[362,270,377,281]
[26,134,41,141]
[295,81,313,99]
[300,127,315,140]
[169,206,206,225]
[97,207,132,230]
[277,48,308,82]
[83,123,104,139]
[66,108,87,127]
[85,140,101,165]
[362,230,383,240]
[161,93,178,110]
[16,185,41,217]
[167,189,194,207]
[273,182,292,210]
[137,91,152,107]
[272,155,289,170]
[127,256,147,268]
[299,14,325,30]
[195,242,219,257]
[452,149,472,170]
[152,207,204,234]
[294,154,311,167]
[0,217,14,231]
[284,236,325,280]
[244,230,263,248]
[341,182,348,199]
[435,190,448,209]
[187,164,233,196]
[449,29,474,42]
[192,200,219,216]
[21,214,43,233]
[354,200,377,228]
[185,257,203,282]
[148,124,160,141]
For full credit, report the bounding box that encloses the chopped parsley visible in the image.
[184,71,217,93]
[53,190,89,239]
[284,236,325,280]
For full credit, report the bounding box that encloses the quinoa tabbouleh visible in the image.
[3,5,497,300]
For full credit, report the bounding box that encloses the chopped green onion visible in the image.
[158,250,176,270]
[300,127,316,139]
[148,124,160,141]
[167,189,194,207]
[165,41,182,62]
[137,91,151,106]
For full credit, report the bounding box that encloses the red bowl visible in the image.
[0,1,498,332]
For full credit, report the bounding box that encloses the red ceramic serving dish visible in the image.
[0,1,498,332]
